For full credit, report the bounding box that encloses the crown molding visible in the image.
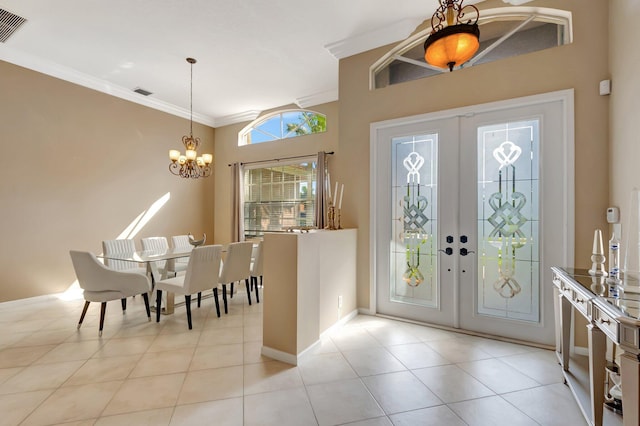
[213,110,262,128]
[0,45,217,127]
[295,89,339,109]
[325,17,424,60]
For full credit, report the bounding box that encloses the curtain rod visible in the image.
[228,151,334,167]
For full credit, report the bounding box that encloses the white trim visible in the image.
[214,111,262,128]
[261,309,358,366]
[0,293,60,308]
[325,18,424,60]
[0,45,217,127]
[295,90,339,109]
[574,346,589,357]
[319,309,359,340]
[260,346,300,365]
[358,307,375,316]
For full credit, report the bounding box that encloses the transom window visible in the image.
[371,7,572,89]
[243,159,317,239]
[238,109,326,146]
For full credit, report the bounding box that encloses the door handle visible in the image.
[460,248,475,256]
[439,247,453,256]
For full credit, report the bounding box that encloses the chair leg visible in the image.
[213,288,220,318]
[197,292,202,308]
[250,276,255,291]
[185,295,192,329]
[230,282,234,298]
[142,293,151,321]
[99,302,107,337]
[254,278,260,304]
[121,297,127,313]
[156,289,162,323]
[78,300,90,329]
[260,276,263,288]
[222,284,228,314]
[245,279,252,305]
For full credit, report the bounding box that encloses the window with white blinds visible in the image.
[243,160,317,239]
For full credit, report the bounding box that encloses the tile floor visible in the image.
[0,289,592,425]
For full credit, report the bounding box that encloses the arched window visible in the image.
[238,109,327,146]
[371,7,572,89]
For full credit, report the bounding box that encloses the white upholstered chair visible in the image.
[171,235,193,270]
[70,250,151,336]
[102,238,146,311]
[250,241,264,292]
[155,245,223,328]
[219,241,255,314]
[101,239,146,273]
[141,236,187,278]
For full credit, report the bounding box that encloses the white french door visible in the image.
[371,90,574,345]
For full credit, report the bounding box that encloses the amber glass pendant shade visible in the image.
[424,23,480,71]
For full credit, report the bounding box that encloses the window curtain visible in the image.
[231,162,244,242]
[315,151,328,230]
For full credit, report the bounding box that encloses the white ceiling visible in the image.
[0,0,452,127]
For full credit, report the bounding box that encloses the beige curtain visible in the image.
[230,162,244,242]
[315,151,328,230]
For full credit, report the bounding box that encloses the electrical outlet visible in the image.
[338,295,343,308]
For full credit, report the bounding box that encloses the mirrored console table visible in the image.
[552,267,639,426]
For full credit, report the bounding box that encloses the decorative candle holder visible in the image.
[589,229,607,276]
[337,208,342,229]
[326,204,338,230]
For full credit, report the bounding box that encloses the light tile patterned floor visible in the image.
[0,289,593,425]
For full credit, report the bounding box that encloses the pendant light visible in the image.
[424,0,480,72]
[169,57,213,179]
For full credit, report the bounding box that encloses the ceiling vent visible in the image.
[133,87,153,96]
[0,8,27,43]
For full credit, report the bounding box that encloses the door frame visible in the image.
[369,89,575,331]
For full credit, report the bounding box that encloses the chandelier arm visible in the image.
[457,3,479,25]
[169,162,182,176]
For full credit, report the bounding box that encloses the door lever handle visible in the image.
[439,247,453,256]
[460,248,475,256]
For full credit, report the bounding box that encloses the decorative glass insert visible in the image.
[390,134,438,308]
[239,109,326,146]
[243,161,316,239]
[477,120,540,322]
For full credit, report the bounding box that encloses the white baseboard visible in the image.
[574,346,588,357]
[320,309,359,340]
[261,346,299,365]
[0,293,60,308]
[261,309,359,366]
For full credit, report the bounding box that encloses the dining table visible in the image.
[97,247,193,314]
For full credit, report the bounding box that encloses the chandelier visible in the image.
[423,0,480,72]
[169,58,212,179]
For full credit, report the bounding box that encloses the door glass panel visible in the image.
[477,120,540,322]
[390,134,438,308]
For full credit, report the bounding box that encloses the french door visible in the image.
[371,91,573,345]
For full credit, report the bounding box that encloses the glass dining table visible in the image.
[97,247,193,314]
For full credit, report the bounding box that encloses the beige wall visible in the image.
[2,0,615,316]
[609,1,640,238]
[338,0,610,311]
[212,102,339,245]
[0,61,215,301]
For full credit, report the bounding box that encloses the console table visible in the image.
[552,267,640,426]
